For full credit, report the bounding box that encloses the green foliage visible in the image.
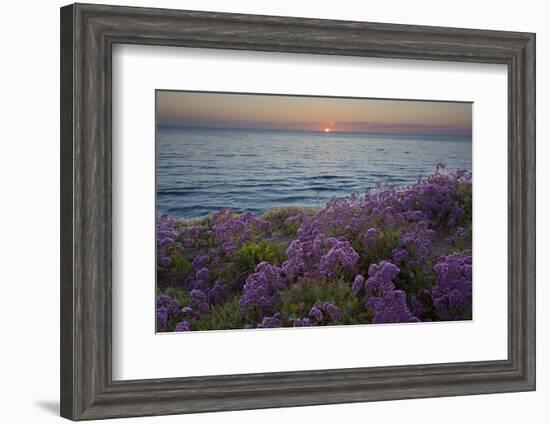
[354,226,402,275]
[260,207,314,236]
[193,296,245,331]
[162,288,189,308]
[156,249,192,289]
[446,229,469,252]
[169,250,192,277]
[458,184,473,227]
[280,278,369,325]
[395,261,436,296]
[373,227,401,259]
[155,288,189,331]
[231,240,287,274]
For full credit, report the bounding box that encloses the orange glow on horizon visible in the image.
[157,91,473,136]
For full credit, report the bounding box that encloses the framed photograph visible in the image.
[60,3,535,420]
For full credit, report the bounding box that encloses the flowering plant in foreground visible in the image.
[156,167,472,332]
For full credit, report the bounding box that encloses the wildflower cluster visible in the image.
[156,168,472,332]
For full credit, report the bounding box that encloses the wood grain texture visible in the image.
[60,4,74,419]
[60,3,536,420]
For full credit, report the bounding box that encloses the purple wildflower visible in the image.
[196,267,209,281]
[240,262,286,322]
[174,320,191,332]
[325,303,342,321]
[156,307,168,331]
[367,290,419,324]
[309,306,324,322]
[365,261,400,294]
[432,251,472,320]
[192,255,209,270]
[293,317,311,327]
[352,274,365,294]
[257,313,283,329]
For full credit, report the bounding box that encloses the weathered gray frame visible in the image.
[60,3,536,421]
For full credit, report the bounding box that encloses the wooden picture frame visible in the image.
[60,3,535,420]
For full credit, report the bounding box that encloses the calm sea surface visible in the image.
[157,127,472,219]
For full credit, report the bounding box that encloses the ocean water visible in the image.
[157,127,472,219]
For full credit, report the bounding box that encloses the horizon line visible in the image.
[156,123,472,138]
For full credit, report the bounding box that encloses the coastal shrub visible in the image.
[162,287,190,307]
[156,168,473,332]
[432,250,472,320]
[260,206,315,235]
[353,226,402,274]
[279,278,367,326]
[169,250,192,278]
[193,296,245,331]
[232,240,287,274]
[212,209,271,256]
[366,290,419,324]
[239,262,287,322]
[156,293,186,331]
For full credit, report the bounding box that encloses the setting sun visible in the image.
[324,128,331,133]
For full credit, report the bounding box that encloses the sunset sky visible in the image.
[156,90,472,136]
